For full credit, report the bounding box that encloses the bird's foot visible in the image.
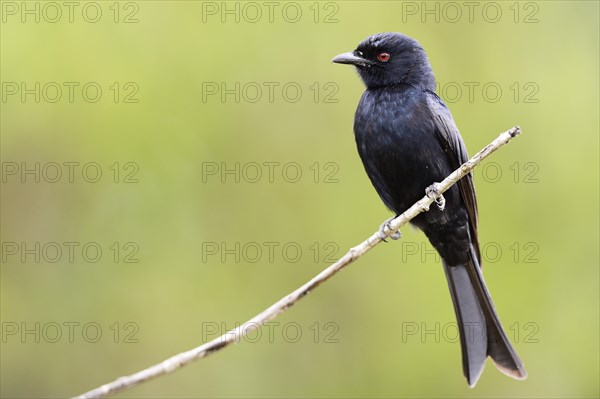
[378,216,402,242]
[426,183,446,211]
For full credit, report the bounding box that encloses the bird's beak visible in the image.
[332,51,372,67]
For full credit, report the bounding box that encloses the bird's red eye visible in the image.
[377,52,390,62]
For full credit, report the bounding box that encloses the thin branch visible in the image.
[75,126,522,399]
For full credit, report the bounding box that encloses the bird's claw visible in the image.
[426,183,446,211]
[378,216,402,242]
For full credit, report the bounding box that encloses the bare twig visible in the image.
[75,126,522,399]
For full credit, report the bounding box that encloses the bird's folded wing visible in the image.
[426,91,481,265]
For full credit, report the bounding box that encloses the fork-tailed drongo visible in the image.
[332,32,527,387]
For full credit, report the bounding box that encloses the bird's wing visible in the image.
[426,91,481,264]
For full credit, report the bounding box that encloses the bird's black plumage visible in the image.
[333,32,526,386]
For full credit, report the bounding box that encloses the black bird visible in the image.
[332,32,527,386]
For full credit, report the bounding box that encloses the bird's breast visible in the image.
[354,87,433,151]
[352,86,450,214]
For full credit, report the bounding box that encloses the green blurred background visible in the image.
[1,1,598,397]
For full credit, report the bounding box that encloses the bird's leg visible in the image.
[378,216,402,242]
[426,183,446,211]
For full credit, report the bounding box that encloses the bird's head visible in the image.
[332,32,435,90]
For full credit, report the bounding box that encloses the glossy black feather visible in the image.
[334,32,526,386]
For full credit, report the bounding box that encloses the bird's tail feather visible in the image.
[442,247,527,387]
